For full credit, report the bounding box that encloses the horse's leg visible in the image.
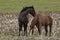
[24,23,28,36]
[18,22,22,36]
[36,24,41,35]
[45,25,48,36]
[49,24,52,36]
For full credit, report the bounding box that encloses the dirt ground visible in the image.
[0,11,60,40]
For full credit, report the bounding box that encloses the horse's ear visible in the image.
[31,5,33,7]
[31,5,34,8]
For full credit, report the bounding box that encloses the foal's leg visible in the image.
[49,24,52,36]
[19,22,22,36]
[29,25,34,35]
[45,25,48,36]
[36,24,41,35]
[24,23,28,36]
[32,26,34,35]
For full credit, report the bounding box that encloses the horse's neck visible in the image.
[20,10,30,16]
[24,10,30,16]
[25,9,32,15]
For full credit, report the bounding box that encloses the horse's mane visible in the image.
[20,6,34,13]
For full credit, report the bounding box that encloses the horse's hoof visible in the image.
[22,34,25,36]
[18,34,20,36]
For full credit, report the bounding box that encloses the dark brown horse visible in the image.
[18,6,36,36]
[29,13,53,36]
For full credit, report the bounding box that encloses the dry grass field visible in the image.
[0,11,60,40]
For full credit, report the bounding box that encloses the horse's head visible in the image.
[20,6,36,16]
[28,6,36,17]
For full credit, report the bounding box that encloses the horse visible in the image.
[18,6,36,36]
[29,13,53,36]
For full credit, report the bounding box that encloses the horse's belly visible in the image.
[19,16,28,23]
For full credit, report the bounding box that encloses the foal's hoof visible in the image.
[39,33,41,35]
[49,34,51,37]
[22,34,28,37]
[45,34,47,36]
